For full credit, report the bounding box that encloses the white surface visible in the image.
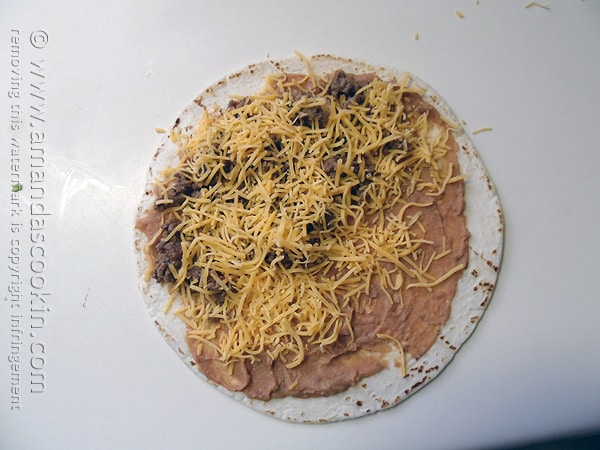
[1,1,599,449]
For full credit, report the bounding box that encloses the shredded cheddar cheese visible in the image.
[524,2,550,10]
[150,69,465,370]
[377,333,407,377]
[472,126,493,135]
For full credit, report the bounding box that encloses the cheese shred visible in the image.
[377,333,407,377]
[472,126,493,135]
[150,67,465,370]
[524,2,550,10]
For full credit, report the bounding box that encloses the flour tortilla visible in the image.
[133,54,503,423]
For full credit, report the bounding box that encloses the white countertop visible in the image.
[2,1,599,449]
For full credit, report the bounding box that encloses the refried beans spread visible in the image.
[136,70,469,401]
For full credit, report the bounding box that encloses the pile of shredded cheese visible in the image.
[151,70,463,369]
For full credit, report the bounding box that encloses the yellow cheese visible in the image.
[524,2,550,10]
[377,333,407,377]
[472,126,493,135]
[152,68,464,369]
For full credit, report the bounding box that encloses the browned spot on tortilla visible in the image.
[479,281,494,292]
[447,343,457,351]
[411,365,424,374]
[486,259,499,272]
[411,377,427,390]
[154,320,165,334]
[480,293,492,308]
[425,365,439,373]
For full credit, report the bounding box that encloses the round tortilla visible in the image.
[133,54,503,423]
